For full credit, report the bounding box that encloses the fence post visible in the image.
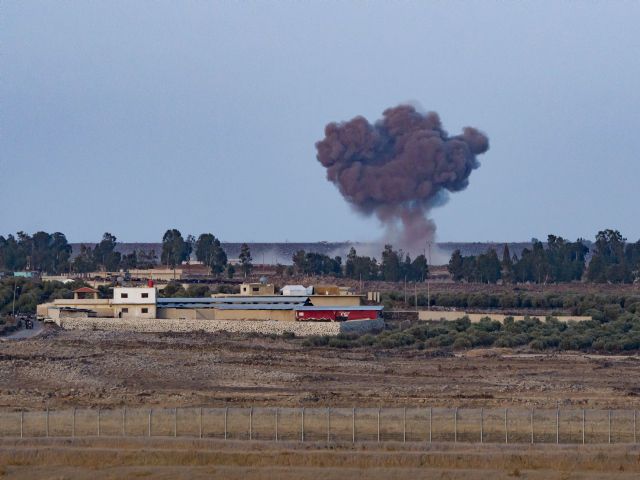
[608,410,611,444]
[97,407,101,437]
[174,408,178,438]
[327,407,330,443]
[123,407,126,437]
[582,409,585,445]
[46,407,49,437]
[403,407,407,443]
[531,408,534,444]
[20,410,23,439]
[634,410,637,444]
[454,407,458,443]
[249,407,253,441]
[148,409,152,437]
[224,407,228,440]
[556,408,559,444]
[480,408,483,444]
[72,408,76,438]
[377,408,380,443]
[275,408,278,442]
[301,407,305,442]
[352,407,355,443]
[505,408,508,444]
[199,407,203,439]
[429,407,432,443]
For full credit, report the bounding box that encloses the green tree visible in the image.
[49,232,72,273]
[226,263,236,279]
[476,249,501,283]
[410,254,428,281]
[381,244,401,281]
[292,250,307,274]
[448,249,464,281]
[161,229,189,269]
[239,243,252,278]
[93,232,121,271]
[501,244,513,283]
[71,244,96,273]
[195,233,227,275]
[137,249,157,268]
[587,229,631,283]
[343,247,378,280]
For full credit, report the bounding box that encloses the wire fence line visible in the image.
[0,407,638,445]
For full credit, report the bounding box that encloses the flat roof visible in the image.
[158,296,309,305]
[159,303,303,310]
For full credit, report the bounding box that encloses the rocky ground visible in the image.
[1,325,639,410]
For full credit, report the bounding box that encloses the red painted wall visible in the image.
[295,309,379,321]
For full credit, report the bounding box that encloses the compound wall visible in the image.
[54,317,384,336]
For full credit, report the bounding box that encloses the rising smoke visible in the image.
[316,104,489,253]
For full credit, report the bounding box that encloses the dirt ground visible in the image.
[1,326,640,410]
[1,437,639,480]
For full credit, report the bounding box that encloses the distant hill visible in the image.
[70,241,591,266]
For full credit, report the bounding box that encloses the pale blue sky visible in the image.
[2,1,638,243]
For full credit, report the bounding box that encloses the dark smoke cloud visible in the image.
[316,104,489,252]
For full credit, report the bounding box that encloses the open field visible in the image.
[1,326,640,410]
[1,437,639,480]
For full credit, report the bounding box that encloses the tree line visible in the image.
[0,229,254,277]
[448,230,640,284]
[159,229,253,278]
[287,245,429,282]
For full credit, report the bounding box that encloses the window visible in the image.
[252,287,260,292]
[141,308,148,314]
[122,308,129,313]
[141,293,149,298]
[121,293,128,299]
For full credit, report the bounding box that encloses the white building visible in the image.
[111,287,156,318]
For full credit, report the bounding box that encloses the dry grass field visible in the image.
[1,437,640,480]
[2,316,640,477]
[1,326,640,410]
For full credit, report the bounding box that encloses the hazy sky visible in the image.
[2,1,639,243]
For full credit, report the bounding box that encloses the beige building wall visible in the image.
[113,304,156,319]
[239,283,276,296]
[46,299,114,318]
[157,308,197,320]
[158,307,294,321]
[308,295,362,307]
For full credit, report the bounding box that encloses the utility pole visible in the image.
[404,276,407,306]
[426,241,432,311]
[12,278,17,317]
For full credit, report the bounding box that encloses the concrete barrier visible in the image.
[54,317,384,336]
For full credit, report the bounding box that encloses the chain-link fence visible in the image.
[0,407,637,444]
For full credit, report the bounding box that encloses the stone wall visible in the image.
[54,317,384,336]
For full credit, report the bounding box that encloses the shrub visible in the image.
[327,337,354,349]
[302,335,330,347]
[453,335,472,349]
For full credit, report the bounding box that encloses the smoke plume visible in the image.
[316,104,489,253]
